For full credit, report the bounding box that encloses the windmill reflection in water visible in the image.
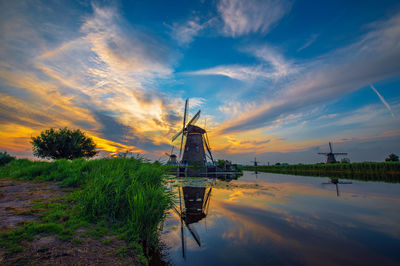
[173,185,212,259]
[322,178,352,197]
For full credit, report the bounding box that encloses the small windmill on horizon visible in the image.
[318,142,348,163]
[250,157,259,167]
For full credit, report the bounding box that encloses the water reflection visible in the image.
[322,178,352,196]
[173,185,212,258]
[173,171,242,180]
[161,171,400,266]
[252,170,258,179]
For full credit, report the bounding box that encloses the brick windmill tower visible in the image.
[318,142,348,163]
[171,98,214,165]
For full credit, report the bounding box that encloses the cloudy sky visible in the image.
[1,0,400,164]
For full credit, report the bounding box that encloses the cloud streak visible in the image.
[187,45,297,81]
[370,84,395,117]
[170,17,216,45]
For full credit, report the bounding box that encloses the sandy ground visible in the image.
[0,178,138,265]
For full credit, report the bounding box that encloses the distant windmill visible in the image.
[171,98,214,165]
[318,142,348,163]
[250,157,259,167]
[165,145,178,165]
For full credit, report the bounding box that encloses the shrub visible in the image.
[31,127,97,160]
[0,151,15,166]
[385,153,399,162]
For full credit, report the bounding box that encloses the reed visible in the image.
[242,162,400,182]
[0,157,173,257]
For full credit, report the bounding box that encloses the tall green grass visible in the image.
[242,162,400,182]
[0,157,173,255]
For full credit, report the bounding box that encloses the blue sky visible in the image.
[0,0,399,163]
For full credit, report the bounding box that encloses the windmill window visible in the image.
[196,146,199,152]
[186,146,189,151]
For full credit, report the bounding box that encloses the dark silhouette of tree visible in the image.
[385,153,399,162]
[31,128,97,160]
[0,151,15,166]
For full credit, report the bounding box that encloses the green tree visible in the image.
[31,128,97,160]
[385,153,399,162]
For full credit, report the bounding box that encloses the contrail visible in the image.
[370,84,395,117]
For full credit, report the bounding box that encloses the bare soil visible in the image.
[0,178,138,265]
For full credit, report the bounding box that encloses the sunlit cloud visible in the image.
[0,3,181,157]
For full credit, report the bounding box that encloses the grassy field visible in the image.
[0,157,174,263]
[242,162,400,182]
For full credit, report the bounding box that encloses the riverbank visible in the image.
[0,158,173,264]
[242,162,400,182]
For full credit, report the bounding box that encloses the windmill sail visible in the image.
[179,99,189,160]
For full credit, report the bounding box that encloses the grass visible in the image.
[242,162,400,182]
[0,157,174,262]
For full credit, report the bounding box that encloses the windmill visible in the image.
[171,98,214,165]
[173,185,212,258]
[165,144,178,165]
[250,157,259,167]
[318,142,348,163]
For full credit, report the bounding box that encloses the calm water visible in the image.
[160,171,400,265]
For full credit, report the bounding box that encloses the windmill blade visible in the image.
[203,134,214,163]
[333,153,348,155]
[172,187,186,258]
[186,110,201,127]
[172,130,183,142]
[185,223,201,247]
[165,152,171,157]
[203,187,212,209]
[179,134,185,161]
[204,187,212,216]
[329,142,333,153]
[318,153,329,155]
[179,99,189,161]
[180,218,185,258]
[184,98,189,128]
[172,206,182,217]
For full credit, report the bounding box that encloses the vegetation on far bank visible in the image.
[0,157,173,263]
[242,162,400,182]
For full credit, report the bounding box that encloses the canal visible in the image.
[160,171,400,265]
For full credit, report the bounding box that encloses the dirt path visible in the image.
[0,178,138,265]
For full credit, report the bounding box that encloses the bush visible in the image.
[31,127,97,160]
[0,151,15,166]
[385,153,399,162]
